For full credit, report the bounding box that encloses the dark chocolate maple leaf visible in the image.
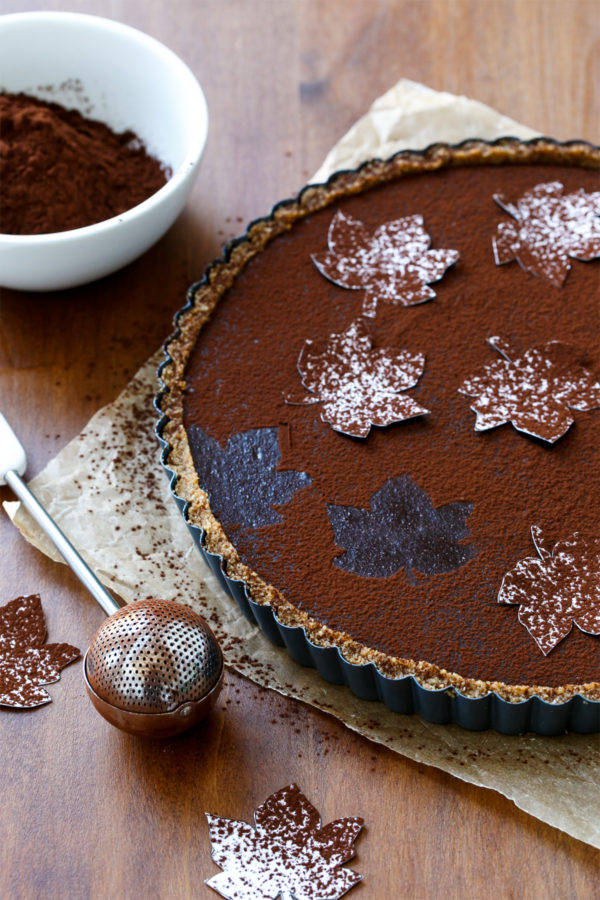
[188,425,311,529]
[498,526,600,655]
[492,181,600,286]
[458,336,600,443]
[285,319,428,438]
[0,594,80,708]
[327,474,475,580]
[312,210,459,317]
[206,783,363,900]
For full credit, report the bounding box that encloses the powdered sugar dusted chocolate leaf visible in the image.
[188,426,312,529]
[312,210,459,317]
[0,594,80,707]
[205,783,363,900]
[492,181,600,286]
[328,474,475,581]
[498,527,600,655]
[286,319,428,438]
[458,336,600,443]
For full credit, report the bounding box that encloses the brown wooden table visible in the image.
[1,2,599,897]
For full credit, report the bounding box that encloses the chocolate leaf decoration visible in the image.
[498,526,600,655]
[0,594,80,708]
[458,336,600,443]
[312,210,459,317]
[286,319,428,438]
[206,783,363,900]
[328,474,475,580]
[188,425,311,529]
[492,181,600,286]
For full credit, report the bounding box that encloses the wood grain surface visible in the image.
[1,2,599,898]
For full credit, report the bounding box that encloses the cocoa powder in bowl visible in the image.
[0,91,170,235]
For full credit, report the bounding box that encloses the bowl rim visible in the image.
[0,10,209,244]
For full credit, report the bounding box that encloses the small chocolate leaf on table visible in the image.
[498,527,600,655]
[327,474,475,581]
[0,594,80,708]
[492,181,600,286]
[205,783,364,900]
[458,336,600,443]
[312,210,459,317]
[286,319,428,438]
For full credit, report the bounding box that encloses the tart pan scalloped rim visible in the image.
[155,137,600,736]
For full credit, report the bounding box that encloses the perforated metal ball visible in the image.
[85,599,222,714]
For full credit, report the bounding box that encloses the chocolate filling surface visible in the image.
[182,160,600,689]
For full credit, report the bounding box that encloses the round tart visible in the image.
[158,139,600,733]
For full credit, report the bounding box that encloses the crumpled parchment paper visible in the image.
[4,79,599,850]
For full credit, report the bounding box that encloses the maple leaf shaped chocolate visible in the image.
[312,210,459,317]
[205,783,364,900]
[188,425,311,529]
[0,594,80,708]
[327,474,475,581]
[498,526,600,655]
[492,181,600,286]
[458,336,600,443]
[285,319,429,438]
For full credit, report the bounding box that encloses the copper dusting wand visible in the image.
[0,412,223,738]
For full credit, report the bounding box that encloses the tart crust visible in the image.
[158,138,600,706]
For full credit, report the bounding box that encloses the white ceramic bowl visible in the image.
[0,12,208,292]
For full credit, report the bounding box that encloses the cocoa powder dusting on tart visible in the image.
[159,140,600,704]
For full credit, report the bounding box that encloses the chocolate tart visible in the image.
[157,138,600,734]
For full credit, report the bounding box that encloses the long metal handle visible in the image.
[5,469,120,617]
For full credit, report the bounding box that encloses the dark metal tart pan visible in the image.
[156,138,600,736]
